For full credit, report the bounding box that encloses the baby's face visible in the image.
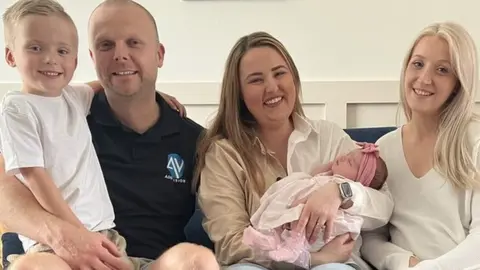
[331,150,363,180]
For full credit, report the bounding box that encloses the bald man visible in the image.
[0,0,216,269]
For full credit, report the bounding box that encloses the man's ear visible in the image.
[157,43,165,69]
[5,47,16,67]
[89,49,95,64]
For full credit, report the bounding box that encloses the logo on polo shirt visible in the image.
[165,153,186,183]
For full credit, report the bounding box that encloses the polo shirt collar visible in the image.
[90,91,118,127]
[90,91,180,137]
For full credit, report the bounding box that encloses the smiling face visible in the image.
[88,3,164,97]
[5,14,78,97]
[403,35,458,116]
[239,46,296,128]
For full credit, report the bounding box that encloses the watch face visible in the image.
[341,182,353,198]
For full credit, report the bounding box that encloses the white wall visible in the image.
[1,0,479,128]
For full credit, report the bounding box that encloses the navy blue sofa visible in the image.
[2,126,396,268]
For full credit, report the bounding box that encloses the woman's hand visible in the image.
[290,181,342,243]
[159,92,186,117]
[310,233,355,266]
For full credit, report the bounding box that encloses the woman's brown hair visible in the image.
[193,31,304,195]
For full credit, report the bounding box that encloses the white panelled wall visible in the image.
[1,0,479,128]
[3,81,480,129]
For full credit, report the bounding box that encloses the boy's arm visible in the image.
[20,167,83,228]
[0,156,131,269]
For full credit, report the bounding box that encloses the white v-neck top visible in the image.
[361,123,480,270]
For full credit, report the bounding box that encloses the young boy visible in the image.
[1,1,220,270]
[0,0,126,268]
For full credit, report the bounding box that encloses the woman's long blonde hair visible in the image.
[399,21,480,189]
[193,31,304,195]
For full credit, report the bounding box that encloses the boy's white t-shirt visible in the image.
[0,84,115,252]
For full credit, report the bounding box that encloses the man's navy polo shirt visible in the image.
[87,91,204,259]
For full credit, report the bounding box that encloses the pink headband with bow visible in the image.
[355,142,379,187]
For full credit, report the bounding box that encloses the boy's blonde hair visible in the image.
[3,0,76,48]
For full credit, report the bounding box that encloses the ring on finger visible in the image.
[316,223,325,230]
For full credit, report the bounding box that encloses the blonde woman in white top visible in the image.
[361,21,480,270]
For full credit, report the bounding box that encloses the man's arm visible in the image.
[81,80,187,116]
[0,155,73,247]
[19,167,83,228]
[85,81,103,92]
[85,81,103,93]
[0,156,131,269]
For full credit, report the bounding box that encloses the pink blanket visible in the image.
[242,172,363,269]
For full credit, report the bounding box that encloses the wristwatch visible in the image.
[338,182,353,205]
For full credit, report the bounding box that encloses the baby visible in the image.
[242,142,388,269]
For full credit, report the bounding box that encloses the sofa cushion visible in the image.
[2,233,21,269]
[184,203,214,250]
[345,127,396,143]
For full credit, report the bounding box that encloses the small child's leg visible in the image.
[149,242,219,270]
[8,253,71,270]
